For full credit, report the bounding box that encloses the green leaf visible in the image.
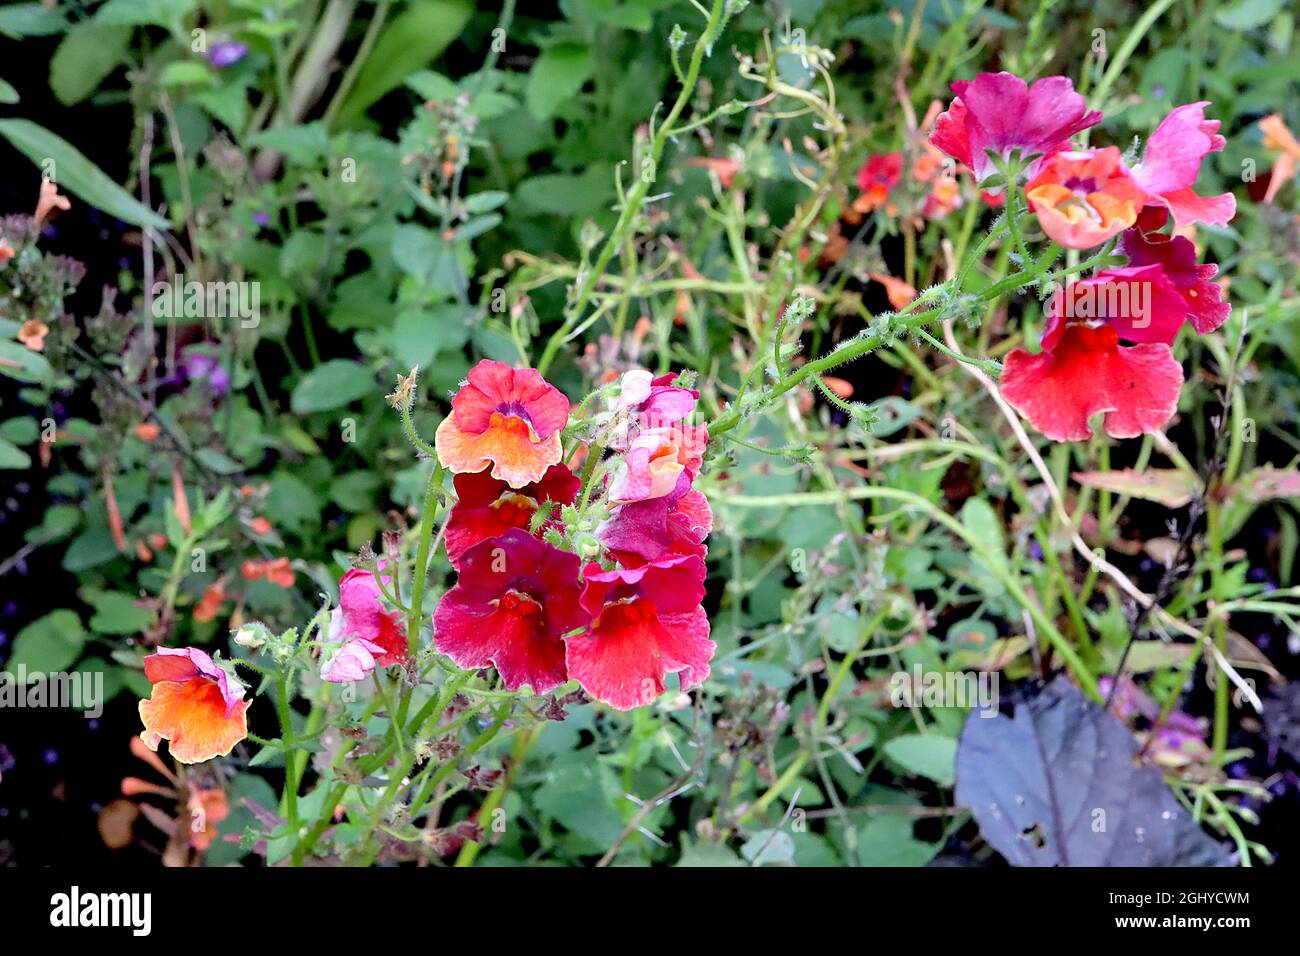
[328,471,382,512]
[404,70,458,101]
[248,122,331,164]
[85,589,154,635]
[0,338,53,385]
[515,164,613,216]
[741,829,796,865]
[334,0,474,127]
[62,529,122,572]
[0,3,67,37]
[6,610,88,676]
[1215,0,1286,30]
[0,77,16,104]
[26,504,81,544]
[525,43,594,120]
[0,437,30,469]
[94,0,195,27]
[50,22,130,105]
[0,119,168,229]
[159,60,216,88]
[290,360,375,414]
[0,416,38,444]
[853,815,939,867]
[883,733,957,787]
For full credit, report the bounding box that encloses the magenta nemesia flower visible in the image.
[564,555,714,710]
[930,72,1101,185]
[1040,265,1188,348]
[433,529,587,694]
[599,472,712,567]
[1129,103,1236,228]
[616,371,699,434]
[1118,209,1230,334]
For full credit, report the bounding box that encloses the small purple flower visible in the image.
[209,40,249,69]
[182,351,231,397]
[252,210,271,227]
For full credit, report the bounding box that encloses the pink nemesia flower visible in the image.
[1118,209,1230,335]
[321,635,387,683]
[1000,324,1183,442]
[433,529,587,694]
[564,555,714,710]
[605,422,708,503]
[444,463,580,568]
[930,72,1101,185]
[1129,102,1236,228]
[334,567,407,667]
[138,647,249,764]
[435,359,570,488]
[599,473,712,567]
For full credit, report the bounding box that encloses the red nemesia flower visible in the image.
[564,555,714,710]
[1129,102,1235,228]
[1026,147,1145,249]
[435,359,570,488]
[433,529,587,694]
[1000,325,1183,441]
[1118,210,1230,335]
[599,473,712,567]
[445,463,580,568]
[855,152,903,213]
[138,647,249,764]
[930,72,1101,185]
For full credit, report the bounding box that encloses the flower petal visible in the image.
[436,411,563,488]
[138,678,249,764]
[1001,325,1183,441]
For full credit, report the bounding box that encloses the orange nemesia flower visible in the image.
[34,179,71,226]
[434,359,570,488]
[17,319,48,351]
[193,581,226,624]
[1259,114,1300,203]
[1026,147,1145,249]
[138,647,249,765]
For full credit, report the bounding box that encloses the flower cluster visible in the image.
[431,360,715,710]
[928,73,1235,441]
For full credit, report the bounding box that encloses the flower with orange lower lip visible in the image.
[1259,113,1300,203]
[435,359,571,488]
[138,646,250,764]
[1026,147,1145,249]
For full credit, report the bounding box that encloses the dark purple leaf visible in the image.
[955,675,1231,866]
